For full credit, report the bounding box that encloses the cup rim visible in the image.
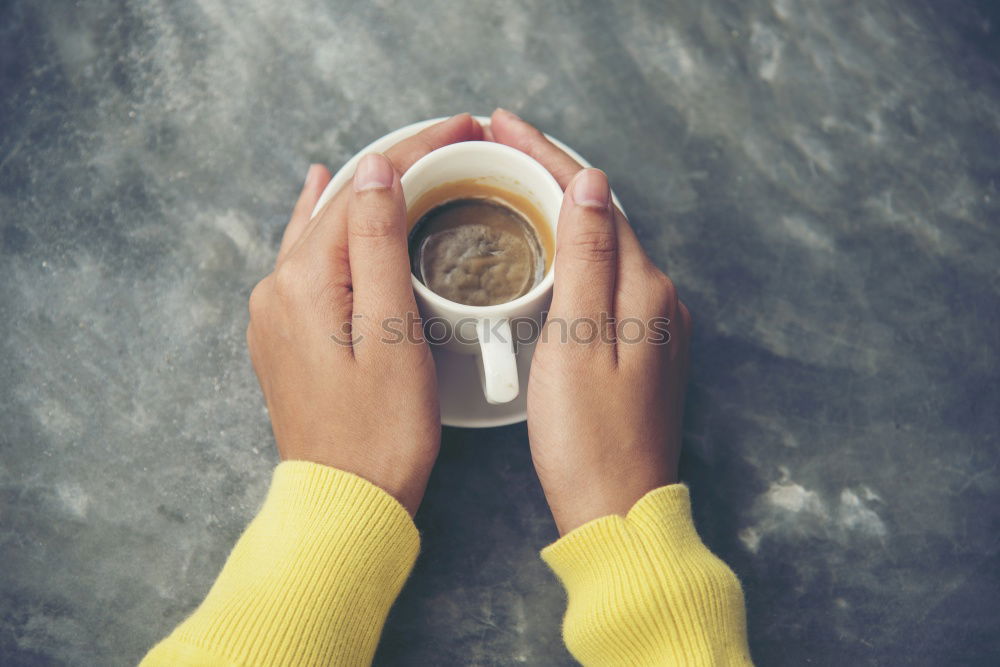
[401,141,563,315]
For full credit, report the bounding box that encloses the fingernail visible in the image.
[303,163,322,188]
[495,107,520,121]
[573,169,610,210]
[353,154,394,192]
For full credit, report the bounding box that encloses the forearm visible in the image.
[142,461,418,667]
[542,485,752,666]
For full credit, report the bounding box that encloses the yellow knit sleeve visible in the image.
[541,485,753,666]
[141,461,419,667]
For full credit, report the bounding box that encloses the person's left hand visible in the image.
[247,114,483,515]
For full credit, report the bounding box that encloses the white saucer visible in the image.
[322,116,603,428]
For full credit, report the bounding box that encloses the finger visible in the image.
[346,153,417,331]
[550,169,618,349]
[490,108,583,189]
[383,112,483,174]
[489,108,650,271]
[285,113,482,263]
[277,163,331,264]
[492,109,679,356]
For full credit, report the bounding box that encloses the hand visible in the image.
[489,109,692,535]
[247,114,483,515]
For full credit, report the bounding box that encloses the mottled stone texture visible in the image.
[2,0,998,665]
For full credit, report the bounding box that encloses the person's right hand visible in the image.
[488,109,692,536]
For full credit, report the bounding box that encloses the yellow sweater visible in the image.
[142,462,751,666]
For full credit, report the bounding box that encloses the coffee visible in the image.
[408,180,553,307]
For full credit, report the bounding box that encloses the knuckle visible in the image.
[273,262,308,302]
[350,213,396,240]
[314,277,354,312]
[413,134,436,159]
[650,268,676,295]
[523,131,547,156]
[567,229,617,263]
[631,268,678,318]
[391,135,434,171]
[520,123,550,151]
[248,278,271,318]
[679,301,693,334]
[647,269,677,306]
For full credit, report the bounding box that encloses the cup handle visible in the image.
[475,318,519,404]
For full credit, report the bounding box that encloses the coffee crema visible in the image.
[407,180,553,307]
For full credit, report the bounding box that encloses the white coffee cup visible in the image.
[401,141,563,405]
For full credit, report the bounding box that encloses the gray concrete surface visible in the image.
[2,1,999,665]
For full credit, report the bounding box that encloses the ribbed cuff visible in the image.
[143,461,419,667]
[542,485,752,666]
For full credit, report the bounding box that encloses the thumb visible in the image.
[550,168,617,323]
[347,154,418,325]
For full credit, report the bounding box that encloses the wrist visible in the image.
[545,467,677,535]
[277,437,438,517]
